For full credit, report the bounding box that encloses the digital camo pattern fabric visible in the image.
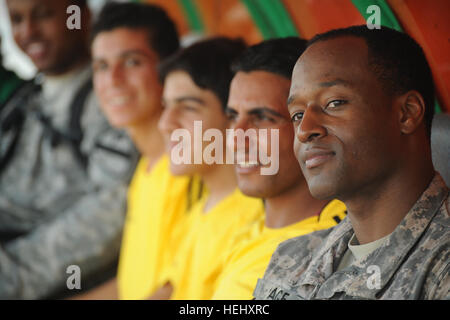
[0,66,138,299]
[254,174,449,300]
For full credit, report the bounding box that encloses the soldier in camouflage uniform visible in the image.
[254,174,449,299]
[254,26,449,300]
[0,0,137,299]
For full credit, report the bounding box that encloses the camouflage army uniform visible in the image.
[0,64,138,299]
[254,174,449,300]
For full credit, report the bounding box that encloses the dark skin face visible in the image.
[7,0,90,75]
[288,37,404,201]
[289,36,433,244]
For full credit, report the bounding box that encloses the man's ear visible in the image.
[396,90,426,135]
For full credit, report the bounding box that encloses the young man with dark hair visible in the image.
[211,37,346,300]
[0,0,137,299]
[155,37,264,300]
[90,1,179,62]
[76,1,199,300]
[254,25,449,300]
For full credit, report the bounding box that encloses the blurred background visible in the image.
[1,0,449,112]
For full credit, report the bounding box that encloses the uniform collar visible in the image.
[40,63,91,113]
[297,216,353,288]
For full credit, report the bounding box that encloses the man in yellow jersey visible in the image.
[153,38,265,300]
[212,38,346,300]
[73,2,199,299]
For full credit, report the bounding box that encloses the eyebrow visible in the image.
[318,78,352,88]
[225,107,237,114]
[119,49,155,60]
[286,95,297,106]
[174,96,206,105]
[249,107,284,118]
[92,49,155,62]
[226,106,284,118]
[287,78,353,105]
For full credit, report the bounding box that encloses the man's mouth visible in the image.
[168,140,180,150]
[237,161,259,168]
[235,158,261,174]
[303,149,335,169]
[25,42,47,60]
[107,95,133,108]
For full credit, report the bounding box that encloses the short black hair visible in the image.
[72,0,87,7]
[308,25,435,136]
[91,1,179,60]
[159,37,246,109]
[231,37,307,80]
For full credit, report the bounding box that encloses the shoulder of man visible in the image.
[80,91,139,185]
[264,227,334,279]
[374,180,449,299]
[263,227,337,286]
[431,187,450,226]
[417,192,449,299]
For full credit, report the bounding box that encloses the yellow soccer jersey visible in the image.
[117,155,202,299]
[212,199,347,300]
[167,189,265,300]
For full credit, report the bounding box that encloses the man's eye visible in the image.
[34,7,53,20]
[182,105,198,112]
[257,113,275,122]
[125,58,140,67]
[291,112,303,122]
[10,14,22,25]
[226,112,237,122]
[326,100,347,109]
[250,113,276,126]
[92,62,107,72]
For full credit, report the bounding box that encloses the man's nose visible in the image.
[16,18,38,44]
[229,116,251,153]
[108,65,125,87]
[296,106,327,143]
[158,106,179,135]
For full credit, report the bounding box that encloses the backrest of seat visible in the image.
[431,113,450,187]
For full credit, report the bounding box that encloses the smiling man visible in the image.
[254,26,449,300]
[0,0,137,299]
[211,38,346,300]
[77,2,203,300]
[154,37,264,300]
[6,0,89,74]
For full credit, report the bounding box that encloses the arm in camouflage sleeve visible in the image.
[0,181,128,299]
[0,97,138,299]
